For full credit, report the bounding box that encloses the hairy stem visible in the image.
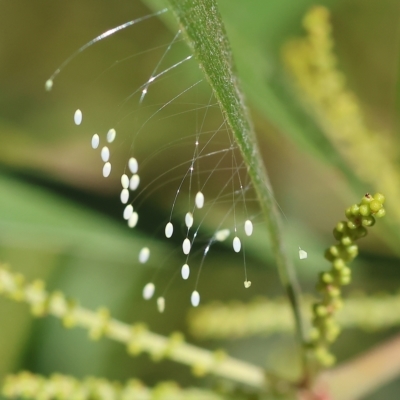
[167,0,307,374]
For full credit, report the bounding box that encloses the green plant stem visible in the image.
[167,0,308,377]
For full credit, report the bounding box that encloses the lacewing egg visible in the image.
[129,174,140,191]
[128,157,138,174]
[157,297,165,313]
[244,220,253,236]
[106,128,116,143]
[120,189,129,204]
[185,212,193,228]
[195,191,204,209]
[102,162,111,177]
[182,238,191,255]
[121,174,129,189]
[91,134,99,149]
[165,222,173,238]
[215,229,230,242]
[191,290,200,307]
[139,247,150,264]
[128,212,138,228]
[45,79,53,91]
[233,236,241,253]
[101,146,110,162]
[181,264,190,280]
[299,247,308,260]
[123,205,133,220]
[74,109,82,125]
[143,283,155,300]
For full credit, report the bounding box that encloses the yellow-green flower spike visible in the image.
[0,265,266,389]
[309,193,386,367]
[2,372,225,400]
[188,289,400,341]
[283,1,400,227]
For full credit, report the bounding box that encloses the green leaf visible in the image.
[0,172,176,378]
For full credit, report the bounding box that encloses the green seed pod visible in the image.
[339,275,351,285]
[347,219,359,230]
[321,272,334,284]
[341,236,352,246]
[336,221,347,233]
[350,204,360,216]
[340,266,351,277]
[326,286,340,298]
[321,352,336,367]
[352,226,367,239]
[311,193,385,368]
[344,245,358,260]
[359,204,370,216]
[361,216,375,227]
[332,258,345,270]
[361,193,373,205]
[315,346,335,367]
[332,269,351,286]
[321,316,336,331]
[329,245,340,257]
[375,208,386,218]
[369,200,382,213]
[316,304,328,317]
[345,207,352,219]
[326,325,341,342]
[330,298,343,311]
[373,193,385,204]
[333,228,342,241]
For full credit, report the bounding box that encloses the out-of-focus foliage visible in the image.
[0,1,399,399]
[3,371,224,400]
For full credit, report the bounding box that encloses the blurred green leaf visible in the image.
[1,1,400,398]
[0,171,179,378]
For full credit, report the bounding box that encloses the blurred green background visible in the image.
[0,0,399,399]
